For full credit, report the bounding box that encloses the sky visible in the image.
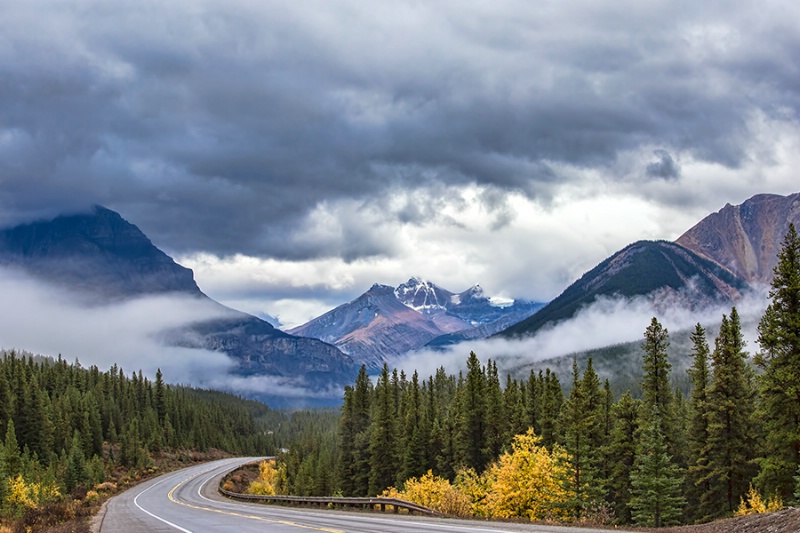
[2,0,799,330]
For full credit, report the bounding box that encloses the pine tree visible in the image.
[755,223,800,501]
[702,309,757,518]
[483,360,504,462]
[456,352,488,472]
[629,412,686,527]
[561,359,606,518]
[538,369,563,449]
[3,419,21,479]
[369,364,397,495]
[155,368,167,424]
[641,317,673,423]
[686,323,712,520]
[605,391,639,524]
[65,431,88,493]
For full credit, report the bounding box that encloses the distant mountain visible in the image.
[0,206,355,404]
[676,192,800,285]
[289,277,544,367]
[0,206,202,299]
[500,240,747,338]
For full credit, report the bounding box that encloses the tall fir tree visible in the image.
[629,412,686,527]
[455,352,488,472]
[605,391,639,524]
[686,323,712,520]
[755,223,800,502]
[369,364,397,495]
[703,308,757,518]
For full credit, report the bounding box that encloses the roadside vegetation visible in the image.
[252,224,800,528]
[0,353,282,532]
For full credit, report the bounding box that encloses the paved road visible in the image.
[99,457,631,533]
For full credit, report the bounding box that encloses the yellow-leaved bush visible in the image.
[382,471,471,516]
[247,459,286,496]
[385,429,572,521]
[5,474,61,516]
[735,485,783,516]
[482,429,572,521]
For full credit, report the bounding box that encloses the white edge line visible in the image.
[133,476,194,533]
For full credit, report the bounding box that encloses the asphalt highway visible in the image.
[98,457,632,533]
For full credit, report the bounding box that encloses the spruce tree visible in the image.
[562,358,606,518]
[369,364,397,495]
[483,360,504,462]
[641,317,673,423]
[605,391,639,524]
[755,223,800,501]
[686,323,712,520]
[456,352,488,472]
[629,412,686,527]
[703,308,757,518]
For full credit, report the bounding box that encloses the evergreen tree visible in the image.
[686,323,712,520]
[369,364,397,495]
[65,431,88,493]
[455,352,488,472]
[155,368,167,424]
[641,317,673,423]
[3,420,21,479]
[400,371,427,483]
[605,391,639,524]
[755,223,800,501]
[538,369,563,449]
[629,412,686,527]
[482,360,504,462]
[561,359,606,518]
[703,308,757,518]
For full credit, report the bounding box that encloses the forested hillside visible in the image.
[0,350,282,530]
[255,224,800,528]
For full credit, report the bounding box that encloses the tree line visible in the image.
[277,223,800,527]
[0,351,279,523]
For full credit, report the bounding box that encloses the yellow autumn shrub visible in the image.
[482,429,573,521]
[247,459,286,496]
[382,471,471,516]
[5,474,61,516]
[735,485,783,516]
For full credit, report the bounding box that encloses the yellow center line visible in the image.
[167,475,345,533]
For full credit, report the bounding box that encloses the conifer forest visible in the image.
[2,224,800,530]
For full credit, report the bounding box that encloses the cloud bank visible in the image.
[392,286,771,381]
[1,0,799,326]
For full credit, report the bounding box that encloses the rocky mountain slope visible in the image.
[500,240,748,339]
[0,206,355,403]
[676,192,800,285]
[0,206,202,300]
[290,277,543,367]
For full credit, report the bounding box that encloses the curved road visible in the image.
[99,457,630,533]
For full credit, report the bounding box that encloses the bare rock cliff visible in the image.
[676,192,800,285]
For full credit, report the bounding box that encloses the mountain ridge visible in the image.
[0,205,355,405]
[290,277,544,367]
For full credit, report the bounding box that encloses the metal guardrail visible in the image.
[218,488,444,517]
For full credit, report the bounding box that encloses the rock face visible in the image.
[0,206,202,299]
[290,277,543,367]
[676,192,800,285]
[500,240,747,338]
[0,206,355,401]
[289,283,445,369]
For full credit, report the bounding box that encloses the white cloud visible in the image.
[390,286,771,380]
[0,268,235,383]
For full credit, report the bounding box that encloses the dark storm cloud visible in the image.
[647,150,680,180]
[1,0,798,259]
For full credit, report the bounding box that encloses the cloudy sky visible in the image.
[2,0,799,329]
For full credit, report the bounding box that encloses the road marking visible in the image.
[133,476,194,533]
[168,468,345,533]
